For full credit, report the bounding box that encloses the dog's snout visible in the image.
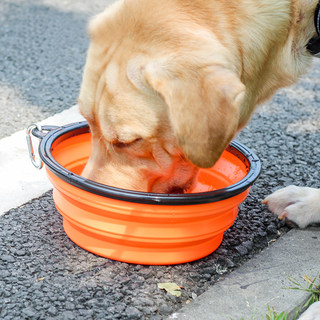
[166,186,185,194]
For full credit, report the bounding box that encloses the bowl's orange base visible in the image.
[46,130,250,265]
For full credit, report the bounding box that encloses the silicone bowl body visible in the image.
[37,122,261,265]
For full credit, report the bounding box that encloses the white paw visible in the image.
[262,185,320,228]
[299,301,320,320]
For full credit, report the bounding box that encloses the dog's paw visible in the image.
[299,301,320,320]
[262,185,320,228]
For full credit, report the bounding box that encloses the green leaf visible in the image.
[277,312,287,320]
[292,308,300,320]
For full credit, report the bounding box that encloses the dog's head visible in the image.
[78,0,318,193]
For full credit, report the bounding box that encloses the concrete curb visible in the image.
[0,105,84,216]
[168,228,320,320]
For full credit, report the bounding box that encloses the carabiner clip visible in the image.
[26,123,43,169]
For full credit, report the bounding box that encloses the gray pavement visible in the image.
[1,1,320,319]
[170,228,320,320]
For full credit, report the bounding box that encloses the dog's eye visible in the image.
[113,138,142,148]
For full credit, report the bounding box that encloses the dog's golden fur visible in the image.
[78,0,317,193]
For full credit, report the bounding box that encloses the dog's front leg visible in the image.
[262,185,320,228]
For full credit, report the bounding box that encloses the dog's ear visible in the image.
[144,57,246,168]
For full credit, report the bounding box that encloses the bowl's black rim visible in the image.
[38,121,261,205]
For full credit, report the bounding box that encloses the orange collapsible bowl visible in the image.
[32,122,261,265]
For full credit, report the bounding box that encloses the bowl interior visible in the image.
[50,131,249,194]
[40,123,260,264]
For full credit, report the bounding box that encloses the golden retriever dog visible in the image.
[78,0,320,233]
[79,2,320,316]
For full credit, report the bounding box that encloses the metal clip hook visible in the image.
[26,123,43,169]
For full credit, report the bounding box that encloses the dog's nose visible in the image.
[166,186,185,194]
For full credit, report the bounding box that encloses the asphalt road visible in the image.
[0,0,113,138]
[1,1,320,319]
